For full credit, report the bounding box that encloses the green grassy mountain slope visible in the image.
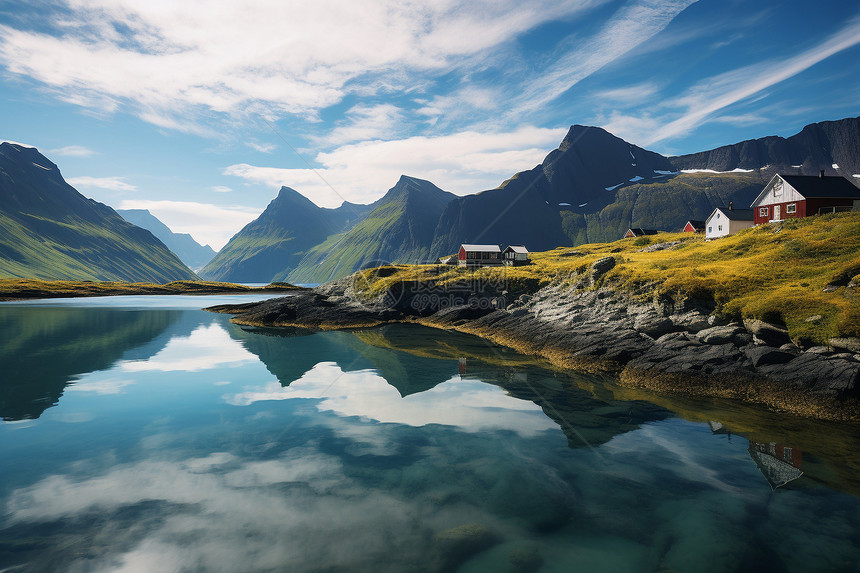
[118,208,216,271]
[286,176,456,284]
[0,143,197,282]
[559,171,767,244]
[199,186,374,282]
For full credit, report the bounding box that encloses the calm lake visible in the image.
[1,295,858,572]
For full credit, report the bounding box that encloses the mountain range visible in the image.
[202,116,860,283]
[2,116,858,284]
[0,142,196,282]
[117,208,216,271]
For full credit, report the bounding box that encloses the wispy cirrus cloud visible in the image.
[67,176,136,192]
[603,16,860,146]
[506,0,698,119]
[48,145,98,157]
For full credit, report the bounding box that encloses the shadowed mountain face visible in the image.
[199,186,377,282]
[0,143,197,282]
[0,306,186,420]
[669,116,860,176]
[118,209,217,271]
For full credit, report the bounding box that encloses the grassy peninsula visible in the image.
[355,211,860,347]
[0,279,305,301]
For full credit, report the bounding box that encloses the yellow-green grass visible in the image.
[353,211,860,346]
[0,279,305,301]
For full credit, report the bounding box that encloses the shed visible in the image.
[750,172,860,224]
[623,228,659,239]
[683,220,706,233]
[705,206,754,239]
[502,245,529,266]
[458,244,502,266]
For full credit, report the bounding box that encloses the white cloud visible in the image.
[47,145,98,157]
[593,82,660,104]
[246,142,277,154]
[67,175,137,191]
[118,323,258,373]
[225,126,568,207]
[211,186,232,193]
[67,378,135,395]
[311,103,407,147]
[225,362,557,437]
[0,0,609,132]
[117,199,260,250]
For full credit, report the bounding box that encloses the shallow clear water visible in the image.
[0,296,858,572]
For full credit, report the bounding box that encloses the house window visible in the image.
[759,207,769,217]
[708,226,712,233]
[716,213,720,219]
[718,225,723,232]
[786,203,797,214]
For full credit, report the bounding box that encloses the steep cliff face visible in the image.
[669,116,860,177]
[0,143,197,282]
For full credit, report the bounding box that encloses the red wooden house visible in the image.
[750,172,860,225]
[683,220,705,233]
[458,244,502,266]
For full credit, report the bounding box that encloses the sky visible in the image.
[1,0,859,250]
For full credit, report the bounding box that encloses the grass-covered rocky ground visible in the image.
[354,210,860,347]
[0,279,305,301]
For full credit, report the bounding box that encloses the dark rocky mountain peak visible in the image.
[669,116,860,179]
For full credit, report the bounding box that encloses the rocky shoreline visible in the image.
[207,260,860,421]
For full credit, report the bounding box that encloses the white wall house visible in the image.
[705,207,755,239]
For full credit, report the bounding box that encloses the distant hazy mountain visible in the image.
[199,116,860,283]
[0,143,197,282]
[199,185,376,282]
[286,175,456,284]
[117,208,216,271]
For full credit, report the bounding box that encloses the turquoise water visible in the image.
[0,296,858,572]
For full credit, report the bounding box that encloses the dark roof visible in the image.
[718,208,754,221]
[627,228,659,236]
[685,220,706,229]
[781,175,860,199]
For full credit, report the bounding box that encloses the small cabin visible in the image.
[623,228,659,239]
[503,245,529,266]
[750,172,860,224]
[683,220,706,233]
[435,255,457,265]
[458,244,502,266]
[705,205,754,238]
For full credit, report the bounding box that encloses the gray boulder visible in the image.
[696,325,744,345]
[743,319,792,347]
[743,346,795,367]
[590,257,616,284]
[829,337,860,354]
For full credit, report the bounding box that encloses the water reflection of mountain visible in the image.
[233,323,671,448]
[0,307,199,420]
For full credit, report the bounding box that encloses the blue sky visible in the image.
[1,0,859,249]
